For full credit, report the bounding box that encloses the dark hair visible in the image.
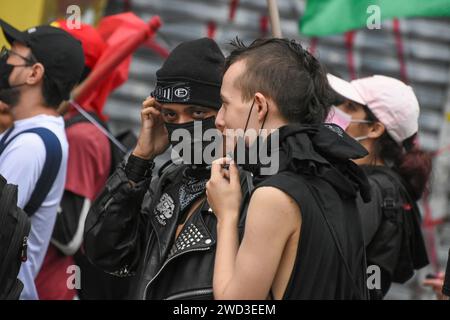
[330,91,347,107]
[224,37,333,124]
[41,66,89,108]
[24,50,64,109]
[41,63,89,108]
[364,106,432,200]
[41,77,64,108]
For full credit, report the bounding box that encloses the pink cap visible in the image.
[328,74,420,144]
[327,74,366,106]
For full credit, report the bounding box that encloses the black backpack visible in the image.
[51,112,137,253]
[0,127,63,300]
[0,175,31,300]
[365,166,429,298]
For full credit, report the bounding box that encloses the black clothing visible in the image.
[252,123,371,299]
[152,38,224,109]
[48,191,134,300]
[356,165,429,299]
[85,122,371,300]
[84,161,251,299]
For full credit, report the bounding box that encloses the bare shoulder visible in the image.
[247,186,301,235]
[250,186,301,214]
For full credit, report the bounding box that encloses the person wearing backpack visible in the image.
[0,19,84,299]
[327,74,431,299]
[35,20,134,300]
[422,248,450,300]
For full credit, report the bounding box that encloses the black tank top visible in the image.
[254,170,368,300]
[241,123,371,299]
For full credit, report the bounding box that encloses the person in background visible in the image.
[34,19,133,300]
[423,249,450,300]
[327,74,431,299]
[0,19,84,299]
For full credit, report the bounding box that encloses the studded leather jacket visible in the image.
[84,162,251,300]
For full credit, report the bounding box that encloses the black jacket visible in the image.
[85,122,373,300]
[84,162,251,300]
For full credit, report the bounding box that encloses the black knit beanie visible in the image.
[151,38,225,110]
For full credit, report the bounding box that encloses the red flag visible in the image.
[83,13,149,120]
[57,13,150,121]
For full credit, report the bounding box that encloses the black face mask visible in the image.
[165,116,219,167]
[232,99,269,175]
[0,55,25,107]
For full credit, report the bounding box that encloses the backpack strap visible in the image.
[0,126,15,153]
[0,128,63,217]
[368,168,403,222]
[65,111,108,130]
[371,175,399,221]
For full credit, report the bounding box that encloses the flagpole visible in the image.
[267,0,282,38]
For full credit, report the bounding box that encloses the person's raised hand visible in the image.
[423,272,448,300]
[206,157,242,223]
[133,97,169,160]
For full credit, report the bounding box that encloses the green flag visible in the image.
[300,0,450,36]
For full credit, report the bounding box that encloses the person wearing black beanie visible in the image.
[146,38,225,166]
[84,38,251,300]
[152,37,224,110]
